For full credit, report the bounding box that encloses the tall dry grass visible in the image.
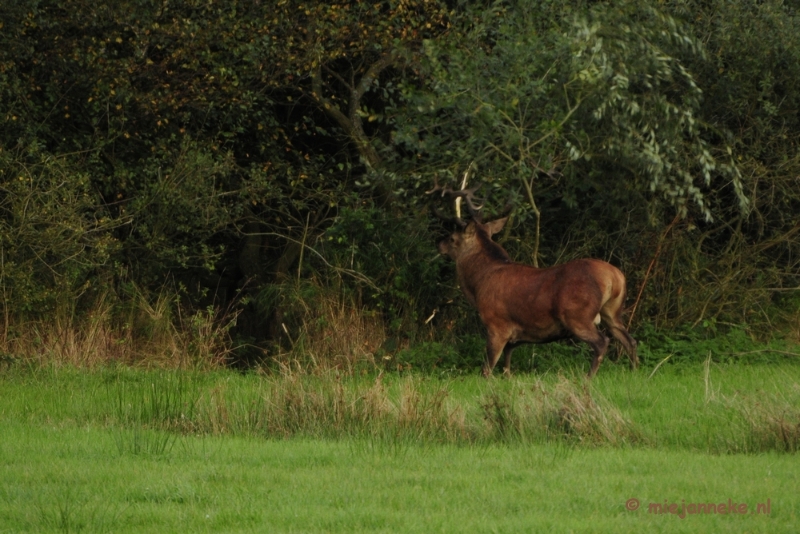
[0,289,236,369]
[269,282,386,372]
[1,277,388,372]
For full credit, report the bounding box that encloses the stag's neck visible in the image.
[456,243,513,305]
[477,231,510,263]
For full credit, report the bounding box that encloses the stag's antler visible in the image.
[427,168,485,226]
[442,185,484,222]
[424,176,445,196]
[426,177,463,226]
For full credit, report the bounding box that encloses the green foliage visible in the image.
[394,0,800,334]
[393,341,473,374]
[0,143,119,316]
[0,0,366,324]
[119,143,237,283]
[635,322,799,367]
[575,4,745,218]
[322,204,443,328]
[612,0,800,332]
[394,0,746,221]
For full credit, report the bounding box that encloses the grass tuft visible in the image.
[481,376,641,446]
[735,393,800,453]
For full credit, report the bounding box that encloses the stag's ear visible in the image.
[484,217,508,237]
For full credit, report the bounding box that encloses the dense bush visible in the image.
[1,0,799,367]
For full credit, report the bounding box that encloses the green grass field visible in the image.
[1,361,798,532]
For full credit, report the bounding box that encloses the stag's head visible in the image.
[429,180,511,262]
[437,217,509,261]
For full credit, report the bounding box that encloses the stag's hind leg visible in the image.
[609,326,638,369]
[600,310,639,370]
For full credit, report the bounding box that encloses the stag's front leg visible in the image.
[585,334,610,378]
[482,330,508,378]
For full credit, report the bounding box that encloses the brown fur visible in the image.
[438,217,638,377]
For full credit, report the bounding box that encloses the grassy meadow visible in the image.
[1,360,799,532]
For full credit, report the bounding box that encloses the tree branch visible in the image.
[310,52,399,170]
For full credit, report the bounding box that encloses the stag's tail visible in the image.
[599,266,639,369]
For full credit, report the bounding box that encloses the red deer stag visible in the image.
[432,184,638,377]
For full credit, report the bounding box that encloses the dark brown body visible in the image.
[439,217,638,377]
